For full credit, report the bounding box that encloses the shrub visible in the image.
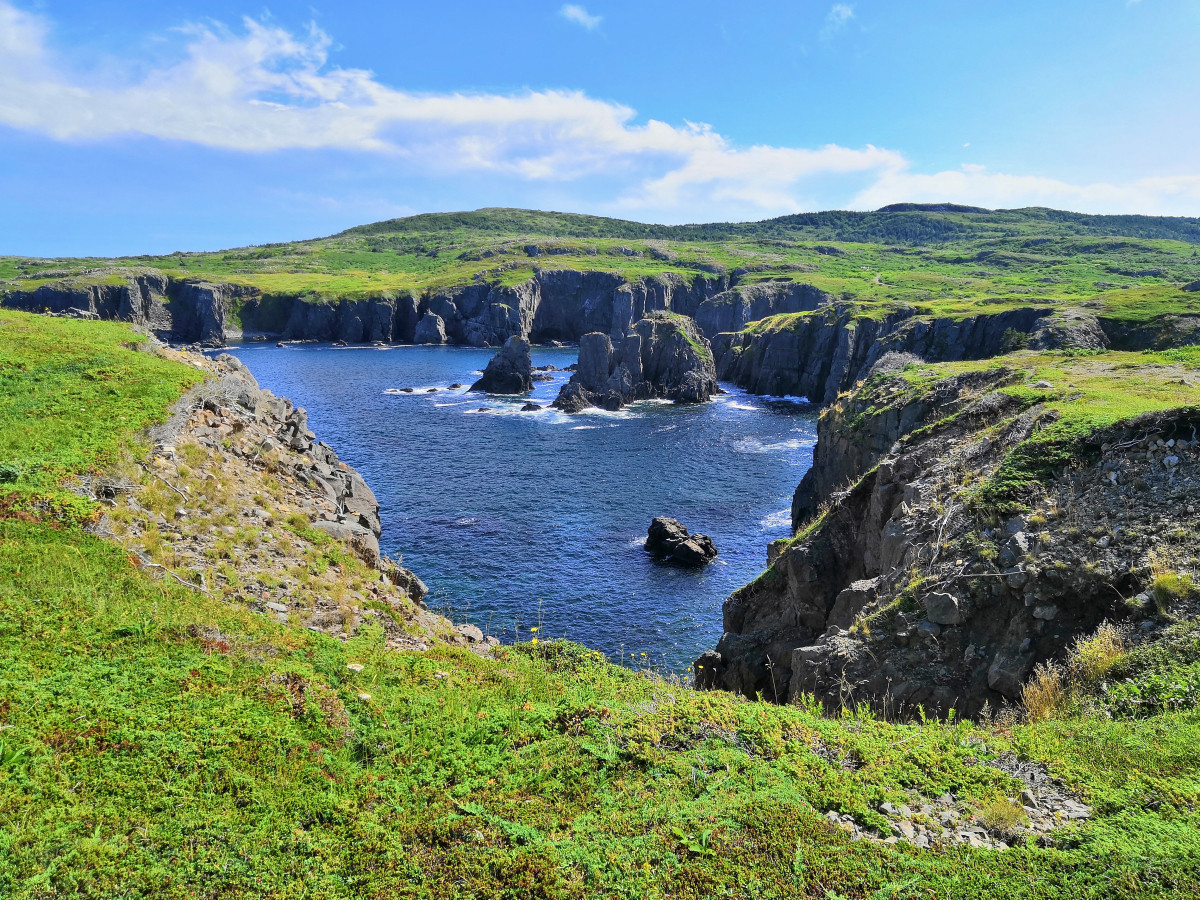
[1152,572,1197,613]
[1001,328,1031,352]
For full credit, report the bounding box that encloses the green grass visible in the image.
[1,310,1200,896]
[3,519,1200,897]
[0,311,202,518]
[873,347,1200,511]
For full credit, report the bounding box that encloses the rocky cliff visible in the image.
[3,271,255,346]
[695,281,832,338]
[696,355,1200,717]
[471,336,534,394]
[553,312,718,412]
[3,268,728,349]
[711,304,1107,404]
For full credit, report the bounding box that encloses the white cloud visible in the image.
[820,4,854,40]
[851,164,1200,216]
[560,4,602,29]
[0,3,1195,221]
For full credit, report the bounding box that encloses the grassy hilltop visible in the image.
[1,308,1200,896]
[3,206,1200,325]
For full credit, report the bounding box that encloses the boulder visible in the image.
[644,516,718,566]
[470,336,534,394]
[924,592,966,626]
[828,577,880,629]
[413,313,447,345]
[312,519,380,567]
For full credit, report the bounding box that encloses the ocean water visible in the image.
[219,344,817,669]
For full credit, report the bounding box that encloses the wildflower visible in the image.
[531,627,539,632]
[531,637,539,646]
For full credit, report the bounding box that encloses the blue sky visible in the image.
[1,0,1198,256]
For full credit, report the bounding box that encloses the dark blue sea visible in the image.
[219,344,817,669]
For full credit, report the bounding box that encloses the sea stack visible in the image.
[552,312,717,413]
[470,336,534,394]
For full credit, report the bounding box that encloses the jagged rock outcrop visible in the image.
[790,366,1013,529]
[413,312,448,344]
[697,364,1200,716]
[644,517,718,566]
[1026,308,1111,351]
[695,281,831,338]
[470,336,534,394]
[552,313,718,412]
[713,305,1106,404]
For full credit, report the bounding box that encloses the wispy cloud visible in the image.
[820,4,854,40]
[560,4,602,30]
[0,3,1195,221]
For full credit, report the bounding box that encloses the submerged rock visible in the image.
[644,516,718,566]
[470,336,534,394]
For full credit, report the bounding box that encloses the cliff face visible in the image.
[695,281,832,338]
[712,305,1105,404]
[553,313,718,412]
[4,272,254,346]
[697,360,1200,717]
[408,269,727,347]
[4,269,728,348]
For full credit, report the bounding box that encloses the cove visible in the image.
[219,343,817,669]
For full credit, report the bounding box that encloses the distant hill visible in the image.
[337,206,1200,246]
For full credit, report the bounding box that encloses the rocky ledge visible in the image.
[553,312,718,412]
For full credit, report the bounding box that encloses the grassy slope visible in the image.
[1,318,1199,897]
[0,311,203,519]
[3,208,1200,322]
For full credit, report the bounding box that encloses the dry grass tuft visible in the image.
[1022,661,1068,723]
[1068,621,1127,684]
[976,796,1029,835]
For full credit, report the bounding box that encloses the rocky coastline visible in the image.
[17,266,1200,725]
[696,356,1200,717]
[92,341,492,652]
